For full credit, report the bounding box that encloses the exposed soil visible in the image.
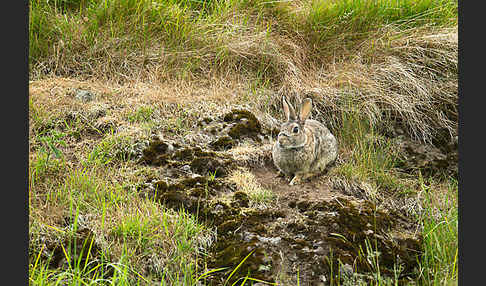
[136,109,430,285]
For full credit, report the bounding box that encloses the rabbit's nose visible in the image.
[278,132,288,138]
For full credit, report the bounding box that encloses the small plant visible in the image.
[37,129,67,164]
[83,133,134,167]
[127,106,154,123]
[208,170,218,181]
[31,130,68,181]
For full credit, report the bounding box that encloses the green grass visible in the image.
[305,0,457,42]
[127,106,155,123]
[29,242,149,285]
[29,169,216,285]
[417,176,458,285]
[228,168,276,206]
[83,133,135,167]
[29,0,457,80]
[330,95,405,197]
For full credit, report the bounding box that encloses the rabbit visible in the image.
[272,96,338,185]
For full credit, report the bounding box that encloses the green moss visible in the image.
[212,241,273,284]
[230,191,250,208]
[209,135,235,150]
[223,109,262,142]
[141,139,172,165]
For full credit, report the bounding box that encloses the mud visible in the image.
[138,109,425,285]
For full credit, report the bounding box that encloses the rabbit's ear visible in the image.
[300,98,312,121]
[282,96,297,121]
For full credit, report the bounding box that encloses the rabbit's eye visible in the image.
[292,126,299,133]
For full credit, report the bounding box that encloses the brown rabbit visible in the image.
[272,96,338,185]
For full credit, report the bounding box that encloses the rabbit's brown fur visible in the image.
[272,96,338,185]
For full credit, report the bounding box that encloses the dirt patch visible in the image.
[137,109,423,285]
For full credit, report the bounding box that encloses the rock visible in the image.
[74,89,96,102]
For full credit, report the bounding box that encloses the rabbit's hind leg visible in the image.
[289,174,302,185]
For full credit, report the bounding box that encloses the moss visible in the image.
[188,187,207,198]
[172,148,194,161]
[223,109,262,142]
[218,219,240,234]
[141,140,235,176]
[296,200,312,212]
[212,241,273,284]
[141,140,172,165]
[190,156,233,177]
[197,116,214,127]
[179,176,208,188]
[309,198,421,277]
[209,135,235,150]
[139,136,421,284]
[192,147,219,158]
[154,176,209,197]
[231,191,250,208]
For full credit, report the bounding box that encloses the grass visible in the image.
[83,133,136,167]
[29,0,458,285]
[417,176,458,285]
[127,106,155,124]
[228,168,276,207]
[331,96,402,194]
[29,0,457,82]
[29,166,216,285]
[305,0,457,42]
[29,132,216,285]
[30,241,151,285]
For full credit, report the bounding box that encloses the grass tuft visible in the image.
[228,168,276,206]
